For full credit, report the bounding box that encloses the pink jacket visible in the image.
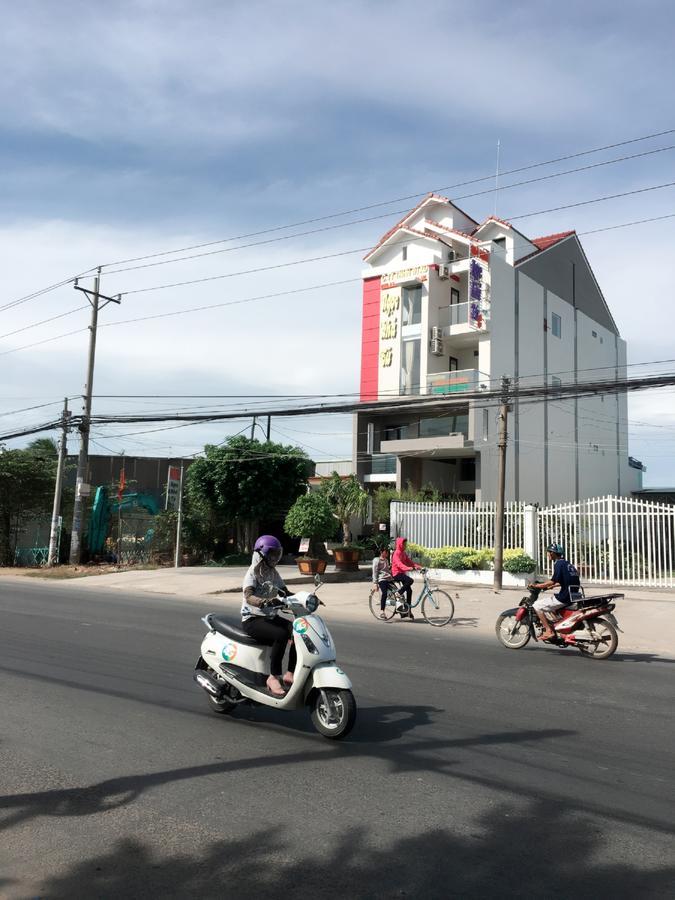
[392,537,417,576]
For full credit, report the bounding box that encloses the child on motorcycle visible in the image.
[241,535,295,697]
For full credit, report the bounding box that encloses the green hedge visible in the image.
[405,544,536,573]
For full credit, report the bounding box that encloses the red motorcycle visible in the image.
[496,584,623,660]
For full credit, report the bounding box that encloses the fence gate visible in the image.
[538,496,675,587]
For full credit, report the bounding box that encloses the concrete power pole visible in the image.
[68,271,121,564]
[493,376,511,591]
[174,462,185,569]
[48,398,72,566]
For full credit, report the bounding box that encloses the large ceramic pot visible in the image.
[333,547,361,572]
[297,558,327,575]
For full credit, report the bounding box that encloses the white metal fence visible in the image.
[390,501,524,553]
[537,496,675,587]
[390,496,675,587]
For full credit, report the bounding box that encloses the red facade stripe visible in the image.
[360,277,381,401]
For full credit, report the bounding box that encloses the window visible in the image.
[401,245,408,262]
[482,408,489,441]
[448,356,458,372]
[460,458,476,481]
[450,287,460,306]
[551,312,562,338]
[401,285,422,326]
[400,338,421,395]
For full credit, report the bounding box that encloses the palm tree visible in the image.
[320,472,369,545]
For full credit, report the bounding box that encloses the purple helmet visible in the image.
[254,534,282,566]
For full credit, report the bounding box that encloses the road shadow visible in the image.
[0,726,574,834]
[26,797,675,899]
[609,651,675,665]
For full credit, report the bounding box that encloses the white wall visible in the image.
[517,273,546,503]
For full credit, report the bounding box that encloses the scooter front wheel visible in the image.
[495,613,531,649]
[310,689,356,740]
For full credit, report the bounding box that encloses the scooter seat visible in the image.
[206,615,260,646]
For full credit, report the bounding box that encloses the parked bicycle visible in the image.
[369,569,455,626]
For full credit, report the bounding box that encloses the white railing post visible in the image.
[523,504,538,562]
[607,496,615,584]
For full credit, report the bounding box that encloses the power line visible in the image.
[98,126,675,269]
[99,143,675,277]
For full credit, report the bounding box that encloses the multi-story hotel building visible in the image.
[354,193,644,503]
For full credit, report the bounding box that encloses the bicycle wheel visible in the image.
[368,586,396,621]
[421,589,455,626]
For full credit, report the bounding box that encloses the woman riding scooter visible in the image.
[241,535,295,697]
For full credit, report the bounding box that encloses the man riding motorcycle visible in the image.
[528,543,580,641]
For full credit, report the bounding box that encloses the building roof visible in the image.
[515,230,575,264]
[364,193,478,261]
[532,230,576,251]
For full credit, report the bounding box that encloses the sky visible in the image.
[1,0,675,485]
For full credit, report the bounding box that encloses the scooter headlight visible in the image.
[305,594,319,613]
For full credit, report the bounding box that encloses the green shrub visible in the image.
[503,549,537,573]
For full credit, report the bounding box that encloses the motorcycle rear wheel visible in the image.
[496,613,531,649]
[576,616,618,659]
[310,688,356,740]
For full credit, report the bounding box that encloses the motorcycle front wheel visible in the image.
[310,689,356,740]
[495,612,531,649]
[576,616,618,659]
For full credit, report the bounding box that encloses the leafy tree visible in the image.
[319,472,369,545]
[284,492,335,558]
[186,435,311,552]
[0,439,59,566]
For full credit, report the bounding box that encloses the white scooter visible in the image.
[194,578,356,740]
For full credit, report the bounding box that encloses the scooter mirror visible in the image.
[314,574,322,588]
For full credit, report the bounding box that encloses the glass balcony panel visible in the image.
[371,454,397,474]
[427,369,481,395]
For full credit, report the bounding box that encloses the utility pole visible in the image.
[174,462,185,569]
[493,376,511,591]
[48,398,71,566]
[266,415,271,441]
[250,416,257,440]
[68,271,121,564]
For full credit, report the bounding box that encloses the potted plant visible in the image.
[320,472,369,571]
[284,492,335,575]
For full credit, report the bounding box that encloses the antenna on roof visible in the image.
[494,138,501,216]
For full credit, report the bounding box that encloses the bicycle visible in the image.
[368,569,455,627]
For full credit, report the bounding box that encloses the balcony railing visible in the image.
[384,414,469,441]
[439,302,470,329]
[371,454,397,474]
[427,369,482,395]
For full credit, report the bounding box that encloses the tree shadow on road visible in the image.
[0,725,574,833]
[26,797,675,899]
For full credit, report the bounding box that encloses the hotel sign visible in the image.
[381,265,428,286]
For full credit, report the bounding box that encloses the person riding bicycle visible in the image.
[372,547,395,619]
[241,535,295,697]
[528,543,580,641]
[392,537,422,621]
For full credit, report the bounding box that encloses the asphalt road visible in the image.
[0,579,673,899]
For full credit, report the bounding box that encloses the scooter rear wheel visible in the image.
[496,613,531,649]
[310,688,356,740]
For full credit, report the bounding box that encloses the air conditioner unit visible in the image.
[430,339,443,356]
[437,264,450,279]
[430,327,443,355]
